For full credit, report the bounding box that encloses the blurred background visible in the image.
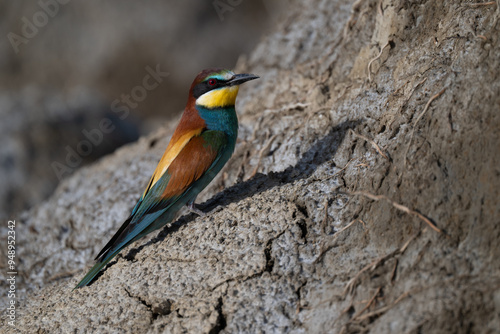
[0,0,285,220]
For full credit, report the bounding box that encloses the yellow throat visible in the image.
[196,86,239,109]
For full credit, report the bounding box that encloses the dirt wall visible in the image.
[2,0,500,333]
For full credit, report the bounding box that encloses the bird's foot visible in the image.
[187,203,224,218]
[187,202,206,217]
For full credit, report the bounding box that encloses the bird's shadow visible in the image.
[124,119,360,259]
[84,119,360,286]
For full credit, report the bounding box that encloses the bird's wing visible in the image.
[128,127,204,217]
[138,129,227,214]
[95,129,228,262]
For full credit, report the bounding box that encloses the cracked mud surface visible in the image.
[2,0,500,333]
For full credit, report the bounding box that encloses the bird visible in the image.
[75,68,259,288]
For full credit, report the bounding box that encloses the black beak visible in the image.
[227,73,259,86]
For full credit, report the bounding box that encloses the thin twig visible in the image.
[349,190,443,233]
[352,286,382,320]
[399,231,420,252]
[468,1,497,7]
[390,259,398,283]
[404,87,447,167]
[415,77,428,89]
[368,41,391,82]
[343,231,419,295]
[349,129,389,160]
[377,0,384,16]
[355,290,411,321]
[344,249,399,295]
[391,79,411,97]
[336,219,359,237]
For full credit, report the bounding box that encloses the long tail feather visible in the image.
[95,217,133,261]
[74,248,122,289]
[74,211,166,289]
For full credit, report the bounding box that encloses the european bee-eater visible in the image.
[75,68,258,288]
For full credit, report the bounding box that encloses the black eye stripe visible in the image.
[192,79,228,98]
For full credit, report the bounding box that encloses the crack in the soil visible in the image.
[208,297,227,334]
[209,229,287,293]
[265,229,286,273]
[124,287,172,321]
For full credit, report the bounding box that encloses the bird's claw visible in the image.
[187,202,206,217]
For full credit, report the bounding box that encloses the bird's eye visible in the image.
[208,78,217,86]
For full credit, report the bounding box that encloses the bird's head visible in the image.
[190,68,259,109]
